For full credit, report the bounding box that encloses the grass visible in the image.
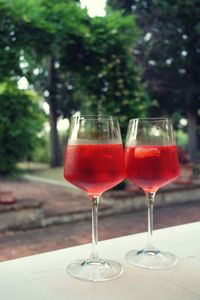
[17,162,65,183]
[17,161,125,191]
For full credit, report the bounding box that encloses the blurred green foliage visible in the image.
[68,13,150,137]
[176,129,188,148]
[0,0,149,168]
[31,134,51,164]
[108,0,200,115]
[0,83,44,173]
[108,0,200,160]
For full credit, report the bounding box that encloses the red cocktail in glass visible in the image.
[125,118,180,269]
[64,143,125,197]
[64,115,125,281]
[126,145,180,193]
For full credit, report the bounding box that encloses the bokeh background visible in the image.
[0,0,200,261]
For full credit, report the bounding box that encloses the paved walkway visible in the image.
[0,179,110,217]
[0,178,200,262]
[0,199,200,261]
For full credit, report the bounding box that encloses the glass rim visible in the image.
[129,117,172,122]
[71,115,118,120]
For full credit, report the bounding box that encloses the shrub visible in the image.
[0,83,44,174]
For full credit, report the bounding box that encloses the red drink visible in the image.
[125,145,180,192]
[64,143,125,197]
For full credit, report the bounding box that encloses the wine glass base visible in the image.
[67,258,123,282]
[125,248,177,270]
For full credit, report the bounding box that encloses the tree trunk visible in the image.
[48,57,62,167]
[187,111,198,162]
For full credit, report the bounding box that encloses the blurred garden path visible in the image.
[0,175,200,262]
[0,200,200,262]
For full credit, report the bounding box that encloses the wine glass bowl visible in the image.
[126,144,180,193]
[125,118,180,269]
[64,115,125,281]
[64,143,125,197]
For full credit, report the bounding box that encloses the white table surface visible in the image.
[0,222,200,300]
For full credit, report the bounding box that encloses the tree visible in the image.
[3,0,149,161]
[0,1,23,81]
[61,11,149,137]
[0,83,44,174]
[108,0,200,160]
[0,1,45,173]
[5,0,91,167]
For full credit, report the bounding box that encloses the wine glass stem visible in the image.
[146,191,156,248]
[90,196,100,261]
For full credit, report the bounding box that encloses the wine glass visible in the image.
[125,118,180,269]
[64,115,126,281]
